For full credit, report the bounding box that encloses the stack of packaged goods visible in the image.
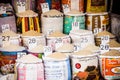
[0,0,120,80]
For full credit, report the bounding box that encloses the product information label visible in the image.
[101,58,120,79]
[44,61,68,80]
[91,0,105,6]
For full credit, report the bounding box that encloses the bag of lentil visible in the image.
[86,0,107,13]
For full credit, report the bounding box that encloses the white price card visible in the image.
[101,35,110,44]
[44,46,52,56]
[17,52,26,59]
[1,24,10,33]
[62,4,70,14]
[72,22,79,30]
[28,37,37,49]
[80,36,90,49]
[41,3,49,13]
[100,44,109,54]
[55,38,63,49]
[17,1,26,13]
[0,6,6,14]
[74,44,81,52]
[93,28,99,35]
[47,29,54,36]
[2,36,10,47]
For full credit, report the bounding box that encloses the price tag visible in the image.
[47,29,54,36]
[2,36,10,47]
[72,22,79,30]
[28,37,37,49]
[44,46,52,56]
[101,35,110,44]
[17,1,26,13]
[17,52,26,59]
[93,28,99,35]
[41,3,49,13]
[1,24,10,33]
[0,6,6,14]
[80,36,89,49]
[100,44,109,54]
[55,38,63,49]
[74,44,81,52]
[62,4,70,14]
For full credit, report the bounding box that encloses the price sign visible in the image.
[0,6,6,14]
[100,44,109,54]
[41,3,49,13]
[47,29,54,36]
[62,4,70,14]
[44,46,52,56]
[80,36,89,49]
[17,52,26,59]
[1,24,10,32]
[2,36,10,47]
[55,38,63,49]
[28,37,37,49]
[72,22,79,30]
[101,35,110,44]
[93,28,99,35]
[74,44,81,52]
[17,1,25,13]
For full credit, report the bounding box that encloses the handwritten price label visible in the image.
[100,44,109,54]
[41,3,49,13]
[17,1,25,13]
[62,4,70,14]
[28,37,37,49]
[101,35,110,44]
[72,22,79,30]
[44,46,52,56]
[0,6,6,14]
[1,24,10,32]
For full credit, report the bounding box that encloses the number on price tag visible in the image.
[1,24,10,32]
[62,4,70,14]
[101,35,110,44]
[2,36,10,47]
[100,44,109,54]
[17,1,25,13]
[28,37,37,49]
[72,22,79,30]
[74,44,81,52]
[17,52,26,59]
[55,38,63,49]
[41,3,49,13]
[0,6,6,14]
[93,28,99,35]
[2,36,10,41]
[44,46,52,56]
[47,29,54,35]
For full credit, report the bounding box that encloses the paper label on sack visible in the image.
[62,4,70,14]
[17,1,26,13]
[28,37,37,50]
[44,46,52,56]
[1,24,10,33]
[0,6,6,14]
[41,3,49,13]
